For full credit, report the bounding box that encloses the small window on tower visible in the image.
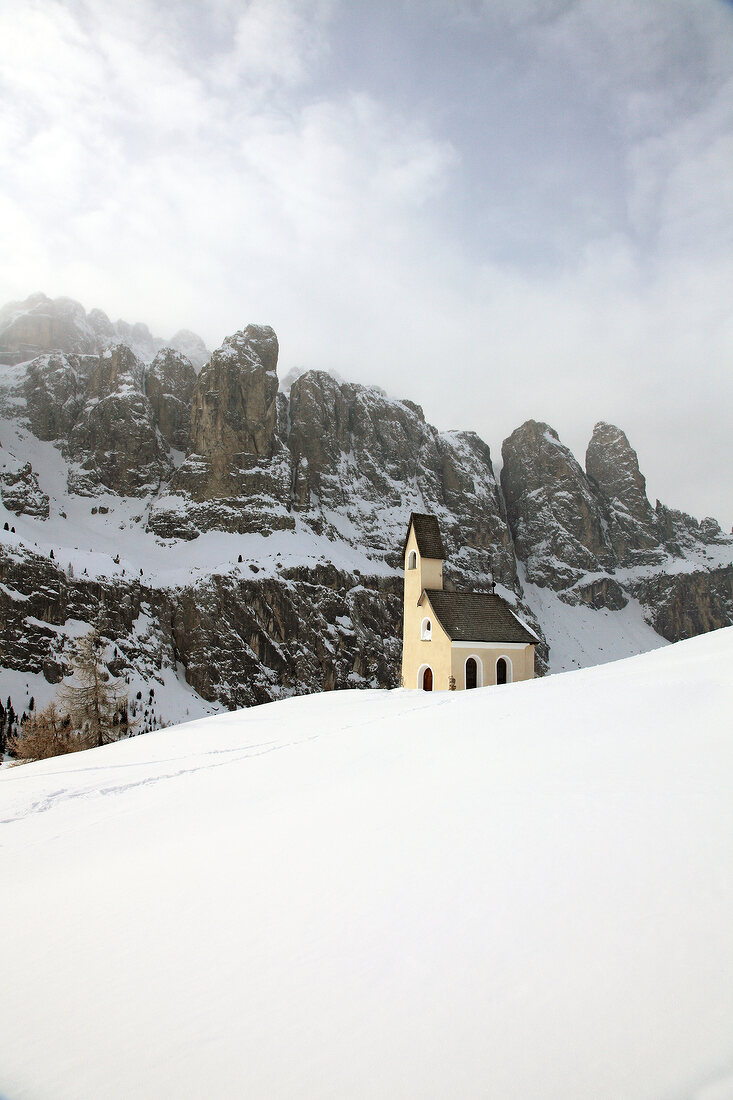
[407,550,417,570]
[421,618,432,640]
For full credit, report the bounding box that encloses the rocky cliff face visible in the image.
[153,326,293,537]
[0,543,402,714]
[145,348,197,451]
[0,296,731,729]
[500,416,732,642]
[586,421,660,565]
[189,326,280,465]
[67,344,172,496]
[288,371,516,589]
[0,449,49,518]
[501,421,612,588]
[628,567,733,644]
[23,352,91,441]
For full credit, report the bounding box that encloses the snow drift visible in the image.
[2,629,733,1099]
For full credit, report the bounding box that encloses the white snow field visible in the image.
[1,630,733,1100]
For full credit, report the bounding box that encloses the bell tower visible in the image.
[401,513,445,686]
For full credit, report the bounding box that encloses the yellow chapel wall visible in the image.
[401,594,453,690]
[450,644,535,688]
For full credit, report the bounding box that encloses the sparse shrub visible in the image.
[8,704,82,762]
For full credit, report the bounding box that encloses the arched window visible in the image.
[496,656,512,685]
[465,657,478,689]
[421,618,432,640]
[407,550,417,570]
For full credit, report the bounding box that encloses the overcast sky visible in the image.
[1,0,731,529]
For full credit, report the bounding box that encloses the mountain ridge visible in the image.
[1,292,731,729]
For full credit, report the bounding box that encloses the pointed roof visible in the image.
[423,589,536,644]
[403,513,446,560]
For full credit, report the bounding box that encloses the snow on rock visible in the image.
[520,564,670,672]
[1,629,732,1099]
[67,344,173,496]
[23,351,93,441]
[501,419,612,587]
[0,446,50,518]
[159,324,292,535]
[1,295,732,712]
[586,420,660,565]
[145,347,197,451]
[287,369,514,592]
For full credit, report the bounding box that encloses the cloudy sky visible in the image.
[1,0,731,528]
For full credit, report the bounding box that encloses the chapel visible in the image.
[401,513,536,691]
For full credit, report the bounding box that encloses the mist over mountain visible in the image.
[0,293,210,371]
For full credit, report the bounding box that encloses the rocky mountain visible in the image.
[501,418,731,625]
[0,293,210,370]
[0,294,731,732]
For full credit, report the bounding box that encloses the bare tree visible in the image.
[59,627,134,748]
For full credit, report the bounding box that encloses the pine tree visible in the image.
[5,702,17,757]
[59,628,134,748]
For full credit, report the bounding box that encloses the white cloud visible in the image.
[0,0,456,328]
[0,0,731,529]
[225,0,332,88]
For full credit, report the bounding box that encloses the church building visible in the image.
[401,513,536,691]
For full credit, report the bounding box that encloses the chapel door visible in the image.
[423,667,433,691]
[466,658,477,689]
[496,658,507,685]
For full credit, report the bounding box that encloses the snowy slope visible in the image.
[2,629,732,1100]
[520,567,671,671]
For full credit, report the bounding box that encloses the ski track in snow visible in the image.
[2,691,453,826]
[1,631,733,1099]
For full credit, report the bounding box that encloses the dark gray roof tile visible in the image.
[403,513,445,560]
[425,589,535,644]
